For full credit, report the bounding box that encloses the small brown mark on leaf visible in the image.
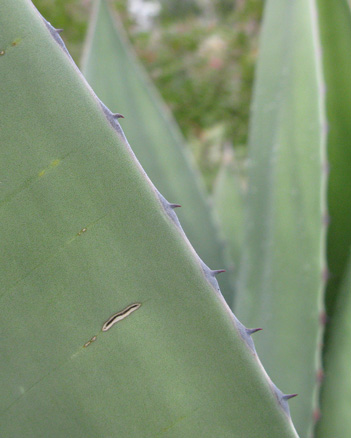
[313,409,321,423]
[323,212,330,226]
[319,311,328,326]
[11,38,21,47]
[77,228,87,236]
[0,50,5,56]
[322,266,330,283]
[84,335,97,348]
[38,158,61,178]
[322,160,330,175]
[316,369,324,383]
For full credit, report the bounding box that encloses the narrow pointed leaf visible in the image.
[315,1,351,435]
[0,1,298,437]
[236,0,327,435]
[317,0,351,318]
[80,0,235,304]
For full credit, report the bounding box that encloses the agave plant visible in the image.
[0,0,299,437]
[1,0,351,437]
[215,1,351,436]
[219,0,351,436]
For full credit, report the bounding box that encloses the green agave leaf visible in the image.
[315,1,351,435]
[316,251,351,437]
[0,1,298,437]
[235,0,327,436]
[212,146,245,297]
[80,0,235,305]
[317,0,351,318]
[316,250,351,438]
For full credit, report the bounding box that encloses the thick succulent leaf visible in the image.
[316,251,351,437]
[80,0,235,305]
[235,0,327,436]
[212,147,245,296]
[0,1,298,437]
[317,0,351,318]
[315,1,351,435]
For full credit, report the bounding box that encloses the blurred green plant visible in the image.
[33,0,262,188]
[130,1,262,186]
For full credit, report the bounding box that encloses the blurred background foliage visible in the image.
[32,0,262,188]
